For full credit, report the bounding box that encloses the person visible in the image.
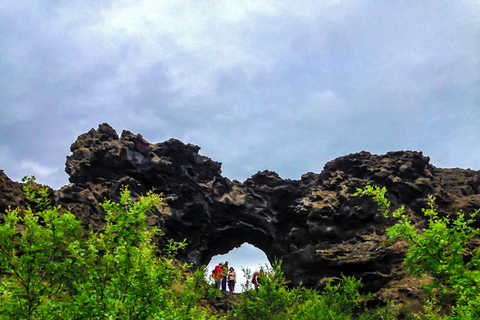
[227,267,236,293]
[213,262,223,289]
[221,261,229,291]
[252,268,266,291]
[252,271,259,291]
[258,267,265,285]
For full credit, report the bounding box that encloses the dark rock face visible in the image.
[0,171,28,215]
[2,123,480,304]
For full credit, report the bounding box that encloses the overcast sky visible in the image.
[2,0,479,191]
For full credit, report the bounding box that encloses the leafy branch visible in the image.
[355,185,480,317]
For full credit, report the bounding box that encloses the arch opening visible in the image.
[206,242,272,293]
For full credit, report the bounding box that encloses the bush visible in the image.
[0,176,215,320]
[355,185,480,319]
[230,261,395,320]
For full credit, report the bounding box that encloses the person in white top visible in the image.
[227,267,236,293]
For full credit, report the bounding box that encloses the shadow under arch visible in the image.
[197,220,278,268]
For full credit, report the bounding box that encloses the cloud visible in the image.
[1,0,479,190]
[20,161,58,178]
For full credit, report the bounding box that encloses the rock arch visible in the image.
[26,124,480,302]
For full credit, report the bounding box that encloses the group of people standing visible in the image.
[213,261,236,292]
[213,261,266,293]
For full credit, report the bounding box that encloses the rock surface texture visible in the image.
[2,123,480,307]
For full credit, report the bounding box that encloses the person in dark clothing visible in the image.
[221,261,229,291]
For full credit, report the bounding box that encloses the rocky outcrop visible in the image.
[0,170,29,215]
[2,123,480,307]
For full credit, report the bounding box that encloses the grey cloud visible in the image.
[1,0,480,189]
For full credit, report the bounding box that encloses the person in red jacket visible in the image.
[252,271,259,291]
[213,262,223,289]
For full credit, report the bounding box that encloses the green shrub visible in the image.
[0,176,215,320]
[230,261,395,320]
[355,185,480,319]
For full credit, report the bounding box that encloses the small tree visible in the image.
[66,185,190,319]
[231,262,302,320]
[0,177,83,319]
[355,185,480,318]
[240,266,253,292]
[0,176,214,320]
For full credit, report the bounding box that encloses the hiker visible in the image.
[259,268,265,284]
[228,267,236,293]
[222,261,229,291]
[213,262,223,289]
[252,268,265,291]
[252,271,259,291]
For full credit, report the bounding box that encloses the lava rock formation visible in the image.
[2,123,480,306]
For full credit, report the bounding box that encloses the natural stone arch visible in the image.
[45,123,480,305]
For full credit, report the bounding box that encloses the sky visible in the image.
[1,1,480,278]
[1,0,480,190]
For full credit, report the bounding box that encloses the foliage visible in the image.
[11,177,480,318]
[0,176,216,320]
[355,185,480,319]
[231,262,301,320]
[0,177,83,319]
[240,266,253,292]
[230,261,395,320]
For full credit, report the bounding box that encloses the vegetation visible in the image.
[230,261,395,320]
[355,185,480,319]
[0,176,216,320]
[2,178,479,318]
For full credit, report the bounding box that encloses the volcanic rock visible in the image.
[2,123,480,308]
